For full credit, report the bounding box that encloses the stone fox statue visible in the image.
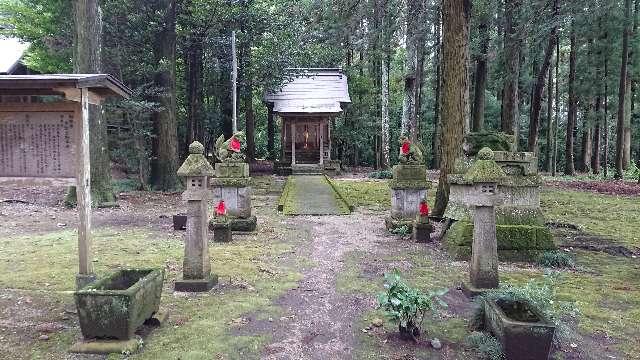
[215,131,247,162]
[398,136,424,165]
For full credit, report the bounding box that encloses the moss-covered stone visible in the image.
[464,131,516,156]
[209,216,257,232]
[177,142,215,177]
[463,148,506,184]
[74,268,164,340]
[388,179,431,190]
[209,177,251,188]
[215,162,249,178]
[392,164,427,181]
[444,221,555,261]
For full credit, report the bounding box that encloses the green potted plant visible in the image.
[377,270,447,341]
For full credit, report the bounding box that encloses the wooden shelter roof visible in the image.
[0,74,132,98]
[264,68,351,115]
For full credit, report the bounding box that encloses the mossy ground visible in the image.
[1,177,639,359]
[0,177,305,360]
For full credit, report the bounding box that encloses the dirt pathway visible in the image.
[261,211,389,359]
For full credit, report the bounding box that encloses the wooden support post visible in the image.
[291,122,296,166]
[319,122,324,166]
[327,119,332,160]
[76,88,95,289]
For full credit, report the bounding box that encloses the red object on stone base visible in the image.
[419,201,429,217]
[401,141,410,155]
[229,137,241,152]
[215,200,227,216]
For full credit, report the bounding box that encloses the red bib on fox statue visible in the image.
[229,137,241,153]
[419,201,429,217]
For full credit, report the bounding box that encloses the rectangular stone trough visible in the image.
[74,268,165,340]
[484,299,555,360]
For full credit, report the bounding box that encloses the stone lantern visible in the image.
[175,141,218,292]
[461,147,506,296]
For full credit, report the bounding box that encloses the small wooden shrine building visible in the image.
[264,68,350,174]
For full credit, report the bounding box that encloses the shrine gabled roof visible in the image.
[264,68,351,115]
[0,74,132,98]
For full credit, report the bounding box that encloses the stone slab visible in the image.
[461,281,493,298]
[390,188,428,219]
[69,337,141,355]
[229,215,257,232]
[392,164,427,181]
[212,224,232,243]
[215,162,249,178]
[413,223,433,243]
[174,274,218,292]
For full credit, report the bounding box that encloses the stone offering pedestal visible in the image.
[212,220,232,243]
[413,214,433,243]
[444,148,554,261]
[174,142,218,292]
[210,162,257,232]
[385,164,430,231]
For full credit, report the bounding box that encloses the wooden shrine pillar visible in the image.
[291,121,296,165]
[75,88,95,288]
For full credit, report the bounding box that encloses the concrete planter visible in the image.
[75,269,165,340]
[484,299,555,360]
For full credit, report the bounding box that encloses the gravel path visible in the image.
[262,211,389,359]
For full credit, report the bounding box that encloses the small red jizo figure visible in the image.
[413,199,433,243]
[212,200,232,243]
[215,200,227,217]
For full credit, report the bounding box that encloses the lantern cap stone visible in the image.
[177,142,214,177]
[189,141,205,155]
[463,147,506,183]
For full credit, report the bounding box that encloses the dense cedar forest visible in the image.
[1,0,639,200]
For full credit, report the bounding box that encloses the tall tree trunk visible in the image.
[73,0,114,204]
[434,0,471,216]
[616,0,632,179]
[580,104,593,172]
[431,3,442,169]
[592,97,602,173]
[150,0,179,190]
[501,0,522,149]
[185,33,204,151]
[604,52,610,178]
[623,0,638,169]
[245,79,255,161]
[544,56,553,172]
[471,18,489,131]
[402,0,419,140]
[551,35,560,176]
[565,27,577,176]
[381,51,391,169]
[527,0,558,154]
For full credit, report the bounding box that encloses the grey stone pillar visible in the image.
[470,205,499,289]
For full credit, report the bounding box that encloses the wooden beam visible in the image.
[76,89,93,276]
[0,102,77,113]
[54,88,104,105]
[0,177,76,187]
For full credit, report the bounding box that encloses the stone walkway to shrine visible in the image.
[282,175,351,216]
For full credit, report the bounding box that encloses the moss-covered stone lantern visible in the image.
[462,148,506,296]
[175,141,218,292]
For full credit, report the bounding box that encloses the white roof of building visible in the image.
[0,38,29,74]
[264,68,351,114]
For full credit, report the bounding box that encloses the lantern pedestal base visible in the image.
[413,222,433,243]
[461,281,495,298]
[174,274,218,292]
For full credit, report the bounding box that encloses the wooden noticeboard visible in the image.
[0,103,79,186]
